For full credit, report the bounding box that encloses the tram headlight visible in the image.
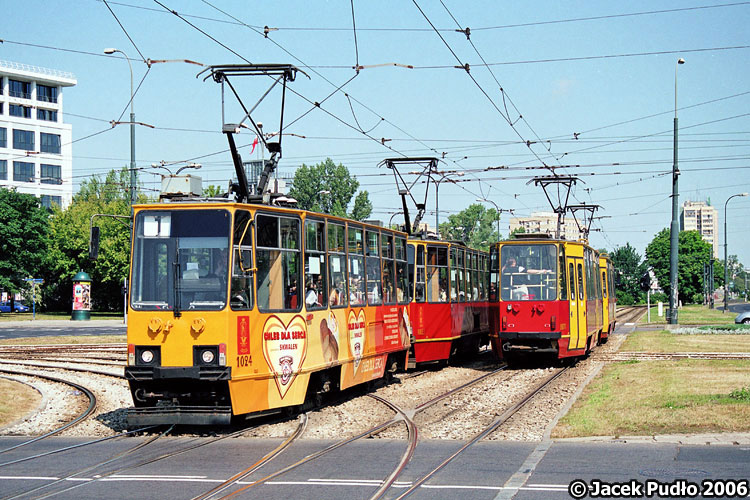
[140,349,155,364]
[201,349,215,364]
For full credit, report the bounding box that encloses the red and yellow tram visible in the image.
[125,202,411,425]
[598,253,616,344]
[488,235,604,362]
[406,239,490,365]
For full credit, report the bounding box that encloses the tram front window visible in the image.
[131,210,231,311]
[500,244,557,301]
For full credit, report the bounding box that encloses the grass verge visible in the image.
[552,359,750,437]
[0,378,42,428]
[621,329,750,353]
[639,304,736,325]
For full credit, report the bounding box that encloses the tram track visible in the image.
[0,359,124,379]
[206,365,508,499]
[0,367,98,455]
[393,365,570,500]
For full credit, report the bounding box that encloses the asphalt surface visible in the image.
[0,312,748,499]
[0,437,748,500]
[0,319,125,340]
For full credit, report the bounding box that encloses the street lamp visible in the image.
[476,198,501,239]
[668,57,685,324]
[723,192,748,312]
[104,48,137,209]
[434,171,464,235]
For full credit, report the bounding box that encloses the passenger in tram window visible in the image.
[383,280,393,303]
[305,279,319,307]
[329,281,341,306]
[286,279,298,309]
[439,279,447,302]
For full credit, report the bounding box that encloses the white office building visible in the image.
[0,60,76,208]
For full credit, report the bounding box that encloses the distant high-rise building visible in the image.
[0,60,76,208]
[680,199,719,258]
[508,211,581,240]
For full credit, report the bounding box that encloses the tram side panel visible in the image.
[126,206,410,424]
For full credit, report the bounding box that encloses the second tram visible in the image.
[489,235,604,362]
[407,238,490,365]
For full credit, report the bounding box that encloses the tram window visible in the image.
[568,262,576,301]
[365,231,382,306]
[415,245,425,302]
[500,244,557,301]
[231,210,253,310]
[558,248,567,301]
[457,249,465,302]
[466,252,474,302]
[348,225,365,306]
[396,238,409,304]
[131,209,230,312]
[407,244,416,303]
[427,246,448,303]
[382,233,395,304]
[328,223,347,308]
[577,263,584,301]
[489,247,499,302]
[478,254,487,301]
[450,248,458,301]
[471,253,479,301]
[328,223,345,253]
[304,220,327,310]
[602,271,607,298]
[256,214,301,312]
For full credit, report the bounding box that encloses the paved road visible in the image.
[0,437,747,500]
[0,319,125,340]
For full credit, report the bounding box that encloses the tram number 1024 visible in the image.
[237,355,252,367]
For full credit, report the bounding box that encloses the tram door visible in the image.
[567,257,587,350]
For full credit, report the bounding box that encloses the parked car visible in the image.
[736,310,750,325]
[0,301,30,313]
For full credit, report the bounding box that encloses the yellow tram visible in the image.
[125,202,411,425]
[489,235,604,361]
[599,253,616,343]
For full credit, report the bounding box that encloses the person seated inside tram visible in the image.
[305,279,319,307]
[329,279,341,306]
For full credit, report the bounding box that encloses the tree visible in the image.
[437,203,501,251]
[645,229,713,305]
[288,158,367,218]
[610,243,647,305]
[45,169,131,311]
[0,188,50,311]
[350,190,372,221]
[509,226,526,239]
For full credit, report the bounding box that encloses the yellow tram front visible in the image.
[489,237,603,361]
[125,202,411,425]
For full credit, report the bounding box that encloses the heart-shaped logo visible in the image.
[262,315,308,399]
[348,309,366,373]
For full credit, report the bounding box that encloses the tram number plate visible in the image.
[237,355,252,367]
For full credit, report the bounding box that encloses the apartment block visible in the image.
[680,199,719,258]
[0,60,76,208]
[508,211,582,240]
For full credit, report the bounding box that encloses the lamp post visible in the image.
[723,192,748,312]
[476,198,502,239]
[434,171,464,235]
[104,48,136,208]
[668,57,685,324]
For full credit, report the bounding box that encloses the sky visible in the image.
[2,0,750,267]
